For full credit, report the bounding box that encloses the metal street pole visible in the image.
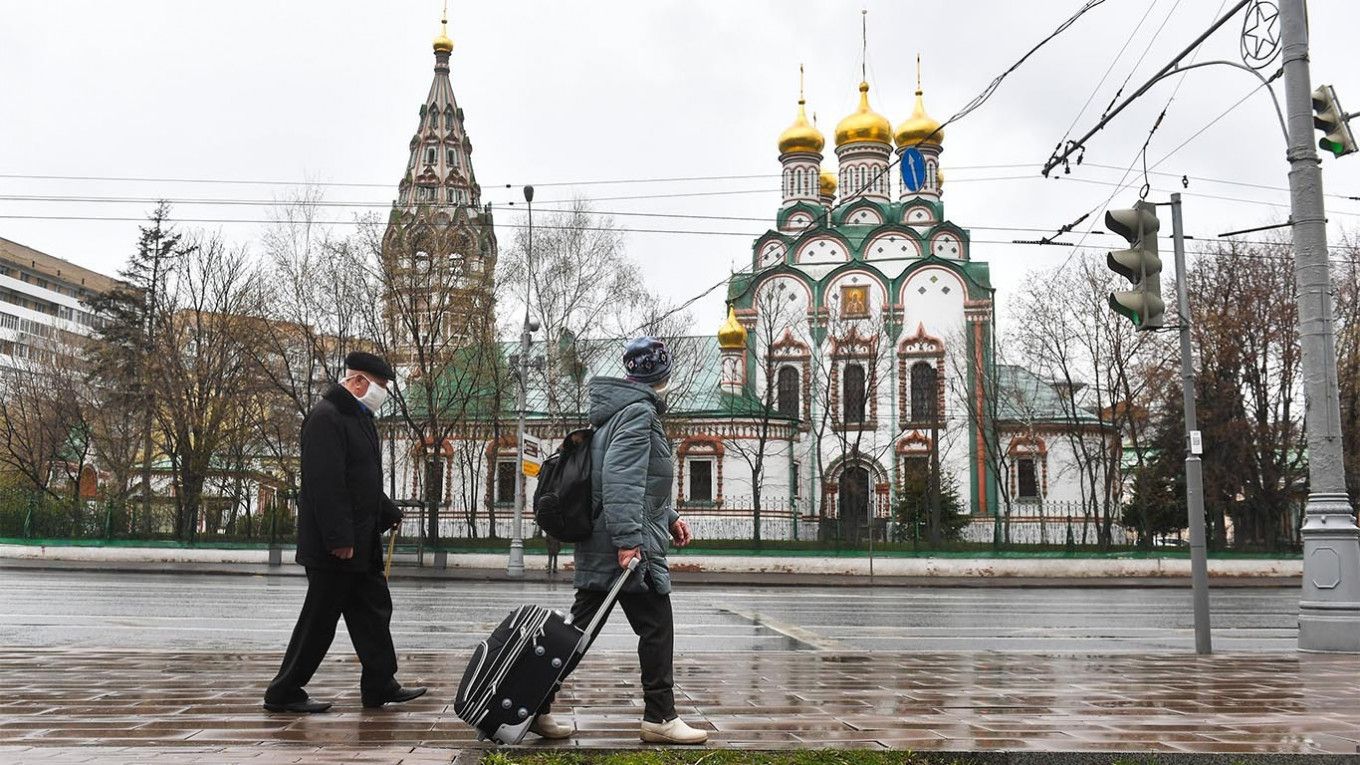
[507,185,535,578]
[1170,193,1212,654]
[1280,0,1360,652]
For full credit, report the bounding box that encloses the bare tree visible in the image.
[1189,239,1305,550]
[153,233,259,541]
[1336,232,1360,514]
[348,207,505,545]
[1011,254,1170,547]
[723,281,804,543]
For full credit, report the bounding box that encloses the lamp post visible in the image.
[508,185,537,578]
[1280,0,1360,651]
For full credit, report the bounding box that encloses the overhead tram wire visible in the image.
[15,190,1349,228]
[8,163,1348,208]
[814,0,1114,231]
[0,163,1043,192]
[1042,0,1234,274]
[1054,0,1163,150]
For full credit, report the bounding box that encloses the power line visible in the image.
[0,163,1044,193]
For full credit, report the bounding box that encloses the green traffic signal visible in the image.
[1104,200,1165,331]
[1312,85,1358,159]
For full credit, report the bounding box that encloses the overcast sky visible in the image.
[3,1,1359,334]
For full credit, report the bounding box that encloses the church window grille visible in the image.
[425,147,436,165]
[910,361,937,423]
[776,366,800,417]
[791,462,801,498]
[448,188,458,204]
[447,148,457,167]
[1017,458,1040,500]
[495,460,516,504]
[688,459,714,503]
[843,363,866,423]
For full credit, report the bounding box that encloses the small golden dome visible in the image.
[433,15,453,54]
[936,166,944,188]
[895,89,943,148]
[819,168,837,196]
[718,306,748,350]
[835,81,892,147]
[778,100,825,155]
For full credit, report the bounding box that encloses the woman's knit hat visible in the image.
[622,336,671,385]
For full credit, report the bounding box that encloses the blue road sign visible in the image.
[901,147,927,193]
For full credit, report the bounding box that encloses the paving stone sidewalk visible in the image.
[2,649,1359,763]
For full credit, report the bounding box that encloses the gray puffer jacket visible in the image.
[573,377,679,595]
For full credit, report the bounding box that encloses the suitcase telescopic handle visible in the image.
[574,555,641,651]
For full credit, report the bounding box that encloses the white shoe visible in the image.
[640,717,708,744]
[529,712,574,740]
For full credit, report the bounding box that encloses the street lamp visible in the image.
[508,185,537,578]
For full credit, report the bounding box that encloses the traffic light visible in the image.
[1105,201,1164,331]
[1312,85,1357,158]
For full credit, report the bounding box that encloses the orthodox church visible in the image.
[384,17,1112,544]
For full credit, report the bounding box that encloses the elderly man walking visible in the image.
[532,337,707,745]
[264,351,426,713]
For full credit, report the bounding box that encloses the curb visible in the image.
[456,747,1360,764]
[0,554,1301,588]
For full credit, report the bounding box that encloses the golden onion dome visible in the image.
[835,81,892,147]
[433,15,453,54]
[778,100,825,155]
[819,168,837,196]
[717,305,748,350]
[895,88,944,148]
[936,166,944,188]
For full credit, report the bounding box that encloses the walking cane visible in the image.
[384,525,398,580]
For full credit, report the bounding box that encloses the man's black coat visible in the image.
[295,384,401,572]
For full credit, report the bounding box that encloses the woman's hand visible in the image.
[618,546,642,568]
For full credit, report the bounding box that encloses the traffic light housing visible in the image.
[1106,201,1164,331]
[1312,85,1358,158]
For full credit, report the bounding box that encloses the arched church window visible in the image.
[447,148,458,167]
[445,108,455,130]
[910,360,937,423]
[843,363,866,423]
[425,147,436,166]
[777,366,800,417]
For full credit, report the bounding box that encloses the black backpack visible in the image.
[532,428,595,542]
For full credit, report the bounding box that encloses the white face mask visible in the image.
[351,375,390,412]
[652,379,671,402]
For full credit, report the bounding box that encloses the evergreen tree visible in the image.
[892,472,969,544]
[85,203,189,533]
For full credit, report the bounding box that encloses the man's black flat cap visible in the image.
[345,351,395,382]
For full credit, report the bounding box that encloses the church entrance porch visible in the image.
[819,457,888,544]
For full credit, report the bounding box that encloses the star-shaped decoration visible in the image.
[1240,1,1281,69]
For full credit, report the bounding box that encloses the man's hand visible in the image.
[330,547,355,560]
[617,546,642,569]
[670,518,692,547]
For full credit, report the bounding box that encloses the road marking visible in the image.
[719,606,843,652]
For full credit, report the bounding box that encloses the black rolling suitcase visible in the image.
[454,557,640,744]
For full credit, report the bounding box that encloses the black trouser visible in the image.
[541,586,676,723]
[265,567,398,702]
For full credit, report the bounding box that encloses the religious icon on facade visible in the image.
[840,285,869,318]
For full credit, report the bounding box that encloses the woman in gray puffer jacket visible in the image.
[531,337,707,745]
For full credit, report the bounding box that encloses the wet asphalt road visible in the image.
[0,568,1301,653]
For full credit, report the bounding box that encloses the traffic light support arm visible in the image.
[1048,59,1287,177]
[1043,0,1276,176]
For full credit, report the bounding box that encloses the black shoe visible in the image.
[362,684,427,708]
[263,698,332,714]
